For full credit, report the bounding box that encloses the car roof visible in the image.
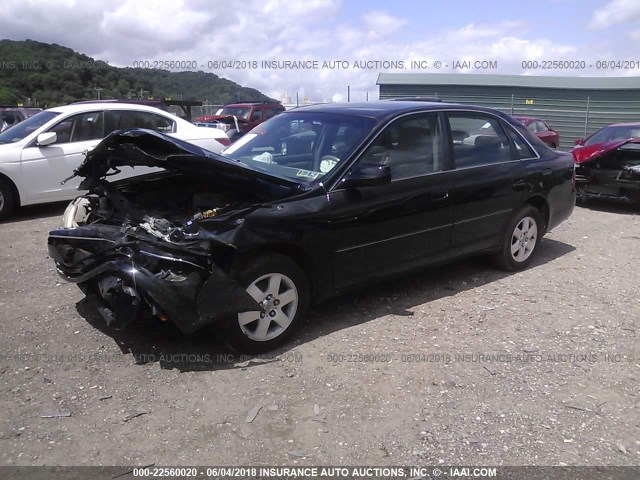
[282,101,512,121]
[46,102,176,116]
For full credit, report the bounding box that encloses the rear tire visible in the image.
[492,205,542,271]
[576,188,588,205]
[0,177,17,221]
[225,254,309,353]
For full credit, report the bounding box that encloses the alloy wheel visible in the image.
[510,216,538,262]
[238,272,299,342]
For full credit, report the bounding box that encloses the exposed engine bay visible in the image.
[575,143,640,202]
[64,172,255,250]
[51,172,263,333]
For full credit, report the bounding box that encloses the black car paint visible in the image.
[48,102,576,334]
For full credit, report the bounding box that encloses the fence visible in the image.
[380,92,640,150]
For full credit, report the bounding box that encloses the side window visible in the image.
[47,111,104,144]
[1,112,19,127]
[537,121,549,132]
[526,122,538,134]
[359,113,444,180]
[250,109,263,122]
[447,114,512,168]
[505,126,537,159]
[264,108,281,120]
[105,111,175,134]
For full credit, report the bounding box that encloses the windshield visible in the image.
[223,112,375,184]
[219,107,252,120]
[0,111,60,144]
[584,125,640,146]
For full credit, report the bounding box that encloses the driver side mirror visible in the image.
[574,138,584,146]
[340,165,391,189]
[36,132,57,146]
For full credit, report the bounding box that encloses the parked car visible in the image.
[0,106,43,132]
[572,122,640,202]
[0,102,230,220]
[48,101,576,352]
[194,101,285,142]
[513,116,559,148]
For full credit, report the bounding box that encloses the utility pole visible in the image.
[347,85,350,102]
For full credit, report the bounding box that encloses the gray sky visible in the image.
[2,0,639,102]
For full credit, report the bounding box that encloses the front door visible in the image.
[328,112,455,290]
[20,111,104,203]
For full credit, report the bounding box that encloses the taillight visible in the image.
[216,137,231,147]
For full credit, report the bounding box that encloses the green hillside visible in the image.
[0,39,274,107]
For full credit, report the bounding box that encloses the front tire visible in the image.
[226,254,309,353]
[0,178,17,221]
[492,205,542,271]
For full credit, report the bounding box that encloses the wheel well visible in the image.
[0,172,21,207]
[525,196,549,234]
[231,245,319,300]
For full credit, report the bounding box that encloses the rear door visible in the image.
[329,112,455,289]
[446,112,527,257]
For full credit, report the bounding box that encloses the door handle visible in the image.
[512,178,528,190]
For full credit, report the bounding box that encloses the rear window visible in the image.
[106,110,175,133]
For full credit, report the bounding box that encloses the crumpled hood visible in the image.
[572,138,640,164]
[71,128,298,189]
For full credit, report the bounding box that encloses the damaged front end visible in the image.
[49,217,258,333]
[573,141,640,202]
[48,129,297,333]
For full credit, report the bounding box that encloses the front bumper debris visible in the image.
[48,228,259,333]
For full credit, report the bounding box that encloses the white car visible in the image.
[0,102,230,220]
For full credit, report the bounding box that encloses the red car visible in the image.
[195,101,285,142]
[513,116,560,148]
[572,122,640,202]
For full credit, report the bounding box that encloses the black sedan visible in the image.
[48,101,576,352]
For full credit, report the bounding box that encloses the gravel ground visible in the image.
[0,201,638,467]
